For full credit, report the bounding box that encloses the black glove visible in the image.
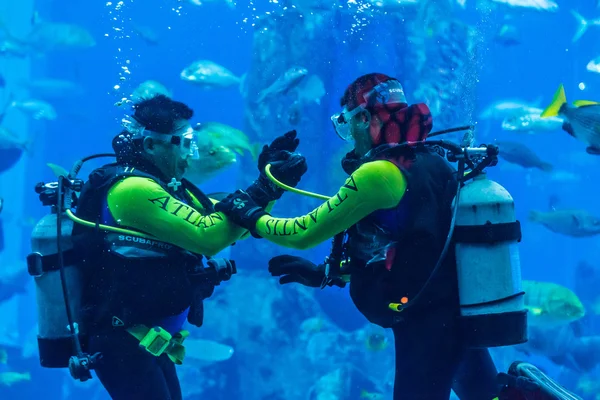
[247,151,307,207]
[268,255,346,288]
[215,190,269,237]
[257,130,300,172]
[341,149,361,175]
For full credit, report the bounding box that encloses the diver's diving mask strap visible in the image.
[330,79,408,142]
[121,117,199,160]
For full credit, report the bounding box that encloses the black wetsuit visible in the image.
[347,149,499,399]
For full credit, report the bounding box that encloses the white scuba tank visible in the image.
[27,210,85,368]
[453,172,527,348]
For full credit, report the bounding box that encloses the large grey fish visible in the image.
[9,100,57,121]
[541,84,600,155]
[180,60,242,89]
[529,207,600,237]
[0,14,95,55]
[0,126,30,151]
[256,66,308,103]
[496,140,553,171]
[18,78,83,99]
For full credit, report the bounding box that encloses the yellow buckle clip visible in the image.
[138,327,172,357]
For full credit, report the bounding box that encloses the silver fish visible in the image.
[10,100,57,121]
[478,100,541,120]
[491,0,558,12]
[256,66,308,103]
[180,60,242,89]
[502,112,563,133]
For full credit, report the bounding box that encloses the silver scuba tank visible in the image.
[28,208,85,368]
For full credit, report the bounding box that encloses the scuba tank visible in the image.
[453,172,526,348]
[313,126,527,348]
[27,155,111,381]
[28,202,86,369]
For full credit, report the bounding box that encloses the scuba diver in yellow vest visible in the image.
[214,74,583,400]
[27,95,308,400]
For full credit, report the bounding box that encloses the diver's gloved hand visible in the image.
[341,149,361,175]
[258,131,301,172]
[215,190,269,237]
[247,151,308,207]
[268,255,346,288]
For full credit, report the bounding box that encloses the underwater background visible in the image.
[0,0,600,398]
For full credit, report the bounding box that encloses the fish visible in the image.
[295,74,326,106]
[478,100,541,120]
[194,122,260,159]
[9,99,57,120]
[586,57,600,74]
[571,11,600,42]
[360,390,386,399]
[496,141,553,171]
[17,78,83,99]
[575,261,600,320]
[0,126,30,152]
[494,24,520,46]
[515,324,600,373]
[491,0,558,12]
[0,263,29,304]
[188,0,236,8]
[502,111,563,133]
[256,66,308,103]
[540,84,600,156]
[529,206,600,238]
[0,197,3,214]
[523,280,586,328]
[367,0,420,11]
[180,60,242,90]
[131,80,172,102]
[183,339,234,362]
[0,39,30,58]
[132,23,160,46]
[184,141,237,184]
[0,371,30,386]
[0,14,95,55]
[25,16,95,52]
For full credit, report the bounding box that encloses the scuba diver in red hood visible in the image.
[215,73,583,400]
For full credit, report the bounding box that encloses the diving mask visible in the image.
[122,117,199,160]
[331,79,408,142]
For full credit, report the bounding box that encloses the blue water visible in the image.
[1,0,600,398]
